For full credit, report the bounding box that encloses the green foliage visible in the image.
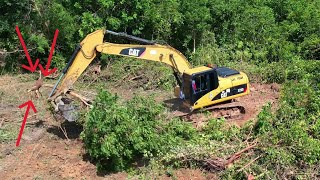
[190,31,230,66]
[0,124,18,142]
[202,119,226,141]
[80,54,319,178]
[132,59,319,178]
[1,0,320,178]
[234,6,275,44]
[252,78,320,176]
[0,0,77,72]
[260,62,287,83]
[81,90,196,171]
[2,0,319,74]
[253,104,274,135]
[145,0,182,40]
[79,12,103,38]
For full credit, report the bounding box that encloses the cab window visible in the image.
[192,74,208,93]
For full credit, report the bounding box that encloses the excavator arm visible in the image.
[49,29,192,100]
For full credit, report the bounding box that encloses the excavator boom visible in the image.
[49,30,104,99]
[49,29,192,100]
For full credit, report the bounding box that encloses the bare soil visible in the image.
[163,83,279,128]
[231,83,279,126]
[0,74,279,179]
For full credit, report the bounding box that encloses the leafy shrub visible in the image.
[253,79,320,171]
[259,62,287,83]
[201,118,226,141]
[190,31,230,66]
[81,90,196,171]
[81,74,320,178]
[253,104,274,135]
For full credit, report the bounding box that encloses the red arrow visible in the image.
[38,29,59,76]
[16,100,37,147]
[15,26,40,72]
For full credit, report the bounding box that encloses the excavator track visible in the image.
[170,101,246,125]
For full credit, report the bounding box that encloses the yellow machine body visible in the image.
[50,29,250,111]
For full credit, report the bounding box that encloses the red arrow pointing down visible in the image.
[38,29,59,76]
[16,100,37,147]
[15,26,40,72]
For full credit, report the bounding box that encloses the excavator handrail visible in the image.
[106,30,156,45]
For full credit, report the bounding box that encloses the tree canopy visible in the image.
[0,0,319,72]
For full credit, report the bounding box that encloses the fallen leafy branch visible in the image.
[204,143,257,171]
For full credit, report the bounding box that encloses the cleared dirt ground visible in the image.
[0,74,279,179]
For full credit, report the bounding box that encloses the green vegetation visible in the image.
[1,0,319,179]
[81,91,197,172]
[82,66,319,178]
[0,124,18,142]
[1,0,319,72]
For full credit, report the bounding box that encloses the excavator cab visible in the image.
[179,65,249,111]
[182,67,219,106]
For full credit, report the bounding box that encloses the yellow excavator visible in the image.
[49,29,250,119]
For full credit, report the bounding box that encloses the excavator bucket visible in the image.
[56,98,79,122]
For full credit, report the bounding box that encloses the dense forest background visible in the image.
[0,0,319,71]
[0,0,319,179]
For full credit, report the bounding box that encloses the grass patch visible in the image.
[0,124,18,142]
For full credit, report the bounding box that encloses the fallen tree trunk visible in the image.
[204,143,257,171]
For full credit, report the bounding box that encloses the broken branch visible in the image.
[129,74,144,81]
[0,47,37,55]
[226,144,257,165]
[237,155,262,172]
[42,83,92,106]
[204,143,257,171]
[68,91,92,107]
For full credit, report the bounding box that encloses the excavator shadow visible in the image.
[82,153,149,176]
[163,98,190,114]
[46,121,83,140]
